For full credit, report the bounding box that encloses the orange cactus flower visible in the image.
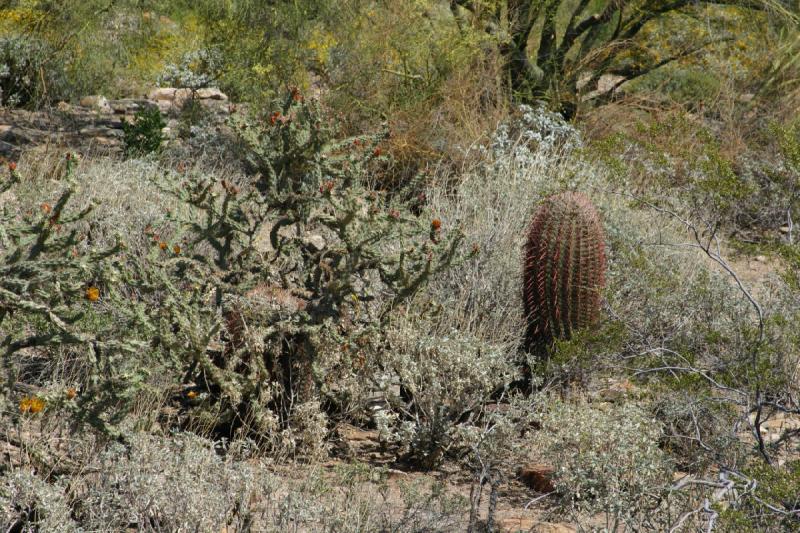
[186,390,198,399]
[159,241,167,251]
[290,86,303,102]
[373,147,382,157]
[319,180,335,194]
[85,286,100,302]
[431,218,442,231]
[8,162,17,172]
[19,396,45,414]
[41,203,51,214]
[173,244,181,255]
[270,111,282,125]
[66,388,77,400]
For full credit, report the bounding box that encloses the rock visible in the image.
[148,87,193,108]
[79,95,113,114]
[109,99,150,115]
[755,255,767,263]
[519,463,556,493]
[497,517,538,533]
[196,87,228,101]
[92,137,121,147]
[56,101,71,112]
[148,87,178,101]
[302,232,327,252]
[532,523,577,533]
[780,225,791,234]
[79,126,123,138]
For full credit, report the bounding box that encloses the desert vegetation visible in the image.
[1,1,800,531]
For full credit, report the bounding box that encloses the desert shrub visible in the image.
[375,317,518,467]
[716,461,800,532]
[533,401,673,529]
[256,462,467,532]
[0,470,77,532]
[122,106,166,157]
[365,104,584,465]
[0,34,66,108]
[158,47,222,92]
[76,432,261,531]
[1,90,462,456]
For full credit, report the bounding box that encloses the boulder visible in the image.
[148,88,193,108]
[79,95,113,114]
[196,87,228,101]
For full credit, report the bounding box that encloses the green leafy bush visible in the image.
[122,106,166,157]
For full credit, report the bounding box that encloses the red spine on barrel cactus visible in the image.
[523,192,606,348]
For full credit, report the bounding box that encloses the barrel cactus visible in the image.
[523,192,606,349]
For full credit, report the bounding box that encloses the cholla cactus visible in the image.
[0,161,147,436]
[143,89,463,451]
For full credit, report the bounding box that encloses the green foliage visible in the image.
[717,461,800,532]
[0,34,65,108]
[122,106,166,157]
[523,192,606,348]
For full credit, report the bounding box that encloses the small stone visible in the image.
[56,101,71,112]
[755,255,767,263]
[780,226,791,234]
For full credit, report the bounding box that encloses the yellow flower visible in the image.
[85,287,100,302]
[19,396,45,414]
[186,390,198,399]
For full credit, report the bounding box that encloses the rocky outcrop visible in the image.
[0,88,232,159]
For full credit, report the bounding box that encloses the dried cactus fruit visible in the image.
[523,191,606,349]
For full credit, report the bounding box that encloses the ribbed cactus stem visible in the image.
[523,192,606,349]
